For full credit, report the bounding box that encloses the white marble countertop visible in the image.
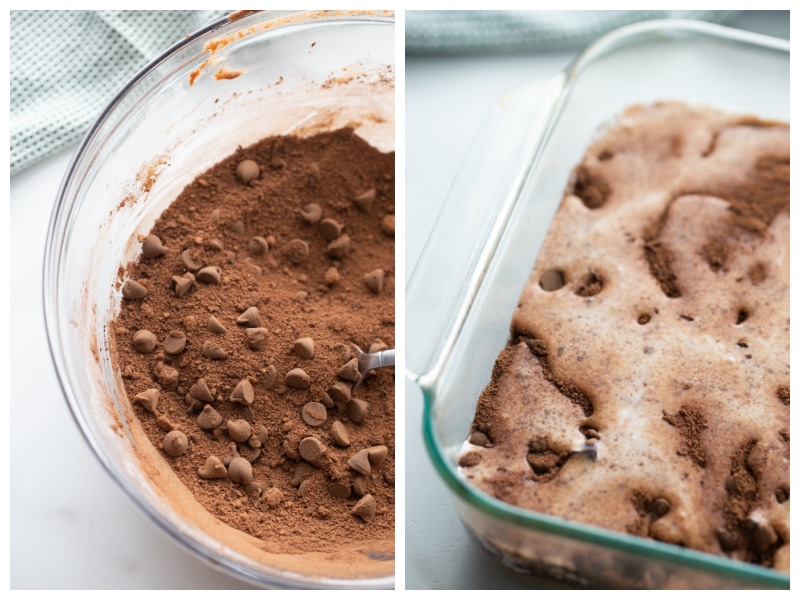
[10,10,788,590]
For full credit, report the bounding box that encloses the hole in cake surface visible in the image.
[736,309,749,325]
[539,269,565,291]
[679,314,694,322]
[575,269,603,297]
[775,487,789,504]
[736,340,748,348]
[637,313,651,325]
[597,149,614,161]
[572,165,610,209]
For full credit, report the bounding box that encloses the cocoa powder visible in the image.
[113,128,394,556]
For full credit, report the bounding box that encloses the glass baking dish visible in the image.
[406,20,788,590]
[44,10,394,589]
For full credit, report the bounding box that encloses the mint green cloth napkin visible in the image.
[406,10,741,54]
[11,10,226,175]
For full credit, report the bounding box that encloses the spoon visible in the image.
[351,345,395,390]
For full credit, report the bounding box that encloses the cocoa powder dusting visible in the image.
[114,128,394,556]
[662,404,707,467]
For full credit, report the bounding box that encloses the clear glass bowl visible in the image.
[406,20,788,590]
[44,10,394,589]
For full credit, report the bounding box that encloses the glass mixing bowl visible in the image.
[44,10,394,589]
[407,20,788,590]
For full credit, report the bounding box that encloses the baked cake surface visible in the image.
[459,102,789,571]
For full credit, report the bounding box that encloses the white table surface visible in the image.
[404,11,789,590]
[10,10,788,590]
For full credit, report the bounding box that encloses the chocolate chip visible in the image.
[381,214,395,236]
[230,379,255,405]
[346,398,369,423]
[197,404,223,429]
[331,421,350,447]
[353,475,370,496]
[293,337,315,360]
[198,456,227,479]
[142,234,167,258]
[228,457,254,484]
[299,436,325,462]
[210,208,220,223]
[328,381,351,405]
[172,274,194,297]
[236,306,260,327]
[285,368,311,389]
[347,449,371,475]
[208,316,227,334]
[286,239,309,264]
[248,236,269,256]
[263,364,277,389]
[249,424,269,448]
[326,234,351,259]
[337,358,361,382]
[236,159,260,185]
[132,330,157,353]
[539,269,565,291]
[201,342,227,360]
[364,269,385,294]
[469,431,490,447]
[302,402,327,427]
[319,218,344,241]
[327,481,351,499]
[309,162,321,182]
[196,266,221,284]
[299,203,322,224]
[227,419,252,442]
[320,393,334,409]
[162,430,188,456]
[134,388,159,412]
[245,327,268,350]
[351,494,376,522]
[230,220,245,235]
[353,188,376,212]
[367,445,388,467]
[163,330,187,355]
[180,249,203,272]
[122,279,147,299]
[189,378,214,403]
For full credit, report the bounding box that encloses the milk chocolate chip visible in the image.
[539,269,565,291]
[245,327,269,350]
[201,342,227,360]
[227,419,252,443]
[299,203,322,224]
[121,279,147,299]
[331,421,351,447]
[348,449,371,475]
[163,330,187,355]
[236,306,260,327]
[381,214,395,236]
[208,316,227,334]
[142,234,167,258]
[299,437,325,462]
[353,188,376,212]
[326,234,351,259]
[236,159,260,185]
[132,330,157,353]
[198,456,227,479]
[301,402,327,427]
[368,445,388,468]
[162,430,188,457]
[134,388,159,412]
[319,218,344,241]
[180,249,202,272]
[364,269,385,294]
[189,378,215,403]
[352,494,376,522]
[286,239,309,264]
[248,236,269,256]
[196,266,221,284]
[346,398,369,423]
[337,358,361,382]
[172,274,194,297]
[197,404,223,429]
[228,457,254,484]
[293,337,315,360]
[230,379,255,405]
[285,368,310,389]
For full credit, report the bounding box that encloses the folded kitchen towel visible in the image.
[10,10,227,175]
[406,10,741,54]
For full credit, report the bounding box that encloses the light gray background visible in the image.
[405,10,789,590]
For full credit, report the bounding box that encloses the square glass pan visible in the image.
[406,20,789,589]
